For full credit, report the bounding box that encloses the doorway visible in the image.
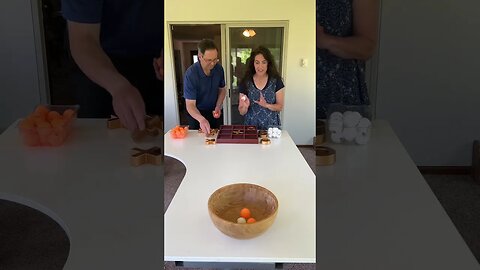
[169,22,286,126]
[170,24,222,125]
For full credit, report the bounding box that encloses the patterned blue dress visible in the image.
[316,0,370,119]
[240,77,284,130]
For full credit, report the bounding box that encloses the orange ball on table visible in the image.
[19,118,35,131]
[23,132,40,146]
[63,109,76,119]
[47,111,62,122]
[33,105,49,118]
[48,133,63,146]
[51,118,66,128]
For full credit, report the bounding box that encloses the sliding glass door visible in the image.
[224,25,285,125]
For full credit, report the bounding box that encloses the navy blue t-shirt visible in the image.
[61,0,162,57]
[183,62,226,111]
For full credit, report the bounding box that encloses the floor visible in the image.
[0,147,479,269]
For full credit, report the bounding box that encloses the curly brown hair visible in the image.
[239,46,281,91]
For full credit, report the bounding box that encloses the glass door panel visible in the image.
[227,26,284,125]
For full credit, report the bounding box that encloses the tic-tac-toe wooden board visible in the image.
[216,125,259,144]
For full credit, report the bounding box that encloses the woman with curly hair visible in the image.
[238,46,285,130]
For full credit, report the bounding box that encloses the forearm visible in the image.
[186,102,206,123]
[215,88,227,109]
[265,103,283,112]
[323,35,375,61]
[69,35,129,95]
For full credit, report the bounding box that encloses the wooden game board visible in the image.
[216,125,259,144]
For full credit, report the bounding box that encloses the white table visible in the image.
[0,119,163,269]
[317,120,480,269]
[164,129,316,268]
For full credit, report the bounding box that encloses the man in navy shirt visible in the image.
[62,0,163,132]
[184,39,226,134]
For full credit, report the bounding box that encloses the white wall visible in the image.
[0,0,48,133]
[164,0,316,145]
[376,0,480,165]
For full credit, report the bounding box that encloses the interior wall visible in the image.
[375,0,480,165]
[0,0,47,132]
[164,0,316,145]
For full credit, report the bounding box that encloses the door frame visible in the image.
[167,21,288,126]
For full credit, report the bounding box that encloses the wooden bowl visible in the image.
[208,183,279,239]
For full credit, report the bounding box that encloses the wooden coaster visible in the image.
[259,130,268,139]
[131,147,163,166]
[313,135,325,148]
[316,120,326,135]
[205,138,216,145]
[316,146,336,166]
[198,129,218,136]
[260,138,271,145]
[107,116,123,129]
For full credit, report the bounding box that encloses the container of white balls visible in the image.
[327,104,372,145]
[267,125,282,139]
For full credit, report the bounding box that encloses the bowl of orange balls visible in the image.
[208,183,278,239]
[18,104,79,147]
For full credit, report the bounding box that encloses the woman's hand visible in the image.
[238,93,250,115]
[316,24,331,50]
[254,92,268,108]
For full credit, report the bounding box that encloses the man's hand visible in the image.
[199,118,211,135]
[213,106,221,119]
[111,83,146,132]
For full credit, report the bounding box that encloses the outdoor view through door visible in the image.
[228,27,284,125]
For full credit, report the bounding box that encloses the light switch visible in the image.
[301,58,308,67]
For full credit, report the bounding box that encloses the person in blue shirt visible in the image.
[238,46,285,131]
[62,0,163,132]
[183,39,227,134]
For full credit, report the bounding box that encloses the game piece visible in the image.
[130,147,162,166]
[261,138,271,145]
[205,138,216,145]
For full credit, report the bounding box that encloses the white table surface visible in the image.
[0,119,163,269]
[317,120,480,269]
[164,129,316,263]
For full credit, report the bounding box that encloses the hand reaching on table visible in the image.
[111,82,146,132]
[199,118,211,135]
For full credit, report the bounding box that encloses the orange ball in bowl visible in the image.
[240,208,251,219]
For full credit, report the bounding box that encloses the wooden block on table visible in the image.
[313,135,325,148]
[131,147,163,166]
